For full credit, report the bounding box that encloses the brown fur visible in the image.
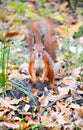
[28,19,55,87]
[28,18,55,61]
[29,43,54,85]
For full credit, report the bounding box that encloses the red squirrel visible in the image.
[28,19,56,88]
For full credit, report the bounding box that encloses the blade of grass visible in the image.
[10,80,37,105]
[0,34,10,97]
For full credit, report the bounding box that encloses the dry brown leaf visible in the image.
[5,13,14,21]
[47,93,57,101]
[39,96,49,107]
[6,31,19,37]
[0,122,7,130]
[8,98,22,105]
[0,97,16,110]
[19,63,29,74]
[13,116,21,121]
[9,70,29,80]
[56,112,70,126]
[59,2,69,11]
[70,22,83,35]
[0,110,8,117]
[54,60,64,76]
[72,67,81,79]
[0,32,4,41]
[77,90,83,95]
[58,86,71,95]
[61,77,76,85]
[4,122,19,129]
[41,111,57,128]
[32,89,39,96]
[56,25,67,37]
[56,102,71,116]
[77,106,83,117]
[70,103,80,109]
[28,3,35,9]
[79,36,83,45]
[75,119,83,128]
[57,22,83,37]
[49,126,61,130]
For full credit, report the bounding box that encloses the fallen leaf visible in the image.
[9,70,29,80]
[6,31,19,37]
[0,110,8,117]
[59,2,69,11]
[79,36,83,45]
[19,63,29,74]
[54,60,64,76]
[8,98,22,105]
[77,106,83,117]
[0,97,16,110]
[4,122,19,129]
[32,89,39,96]
[23,104,30,112]
[56,102,71,116]
[57,22,83,37]
[72,67,81,79]
[22,97,30,103]
[61,77,76,86]
[70,103,80,109]
[39,96,49,107]
[75,119,83,128]
[56,112,70,126]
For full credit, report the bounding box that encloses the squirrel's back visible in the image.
[28,18,56,61]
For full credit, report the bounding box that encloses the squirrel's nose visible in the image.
[38,53,41,57]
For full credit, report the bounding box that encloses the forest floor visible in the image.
[0,0,83,130]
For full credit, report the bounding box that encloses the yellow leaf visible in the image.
[0,32,3,41]
[56,25,67,37]
[59,1,69,11]
[22,97,30,103]
[57,22,83,37]
[54,15,65,23]
[69,22,83,35]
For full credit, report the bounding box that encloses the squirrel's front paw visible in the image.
[40,78,45,83]
[30,78,37,84]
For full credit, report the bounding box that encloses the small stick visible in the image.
[40,94,71,115]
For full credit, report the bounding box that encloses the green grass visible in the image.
[65,49,83,69]
[40,0,47,4]
[64,49,83,80]
[0,35,10,97]
[73,26,83,38]
[10,80,36,105]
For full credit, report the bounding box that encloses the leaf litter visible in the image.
[0,0,83,129]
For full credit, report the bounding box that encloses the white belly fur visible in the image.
[34,58,45,70]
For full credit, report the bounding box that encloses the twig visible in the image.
[40,94,71,115]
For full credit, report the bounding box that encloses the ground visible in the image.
[0,0,83,130]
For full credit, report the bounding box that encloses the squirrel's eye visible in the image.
[33,48,35,51]
[43,47,45,50]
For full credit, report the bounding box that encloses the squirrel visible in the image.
[28,18,56,88]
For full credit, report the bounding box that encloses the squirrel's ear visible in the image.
[32,34,36,44]
[41,34,45,45]
[28,32,36,45]
[41,34,45,40]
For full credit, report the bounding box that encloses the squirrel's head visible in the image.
[32,43,45,59]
